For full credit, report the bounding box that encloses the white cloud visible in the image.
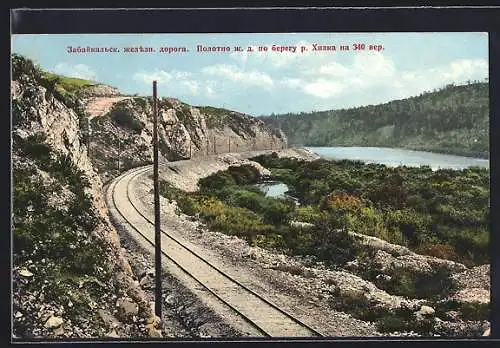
[280,77,302,89]
[352,51,395,78]
[395,58,488,98]
[133,69,173,84]
[204,85,216,98]
[133,69,209,97]
[277,53,488,107]
[181,80,199,95]
[230,40,325,70]
[303,79,345,99]
[202,64,274,88]
[442,58,488,80]
[53,62,97,80]
[318,62,350,77]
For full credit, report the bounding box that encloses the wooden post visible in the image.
[189,138,192,158]
[117,137,121,172]
[87,118,91,157]
[152,81,162,320]
[228,138,231,153]
[213,136,216,154]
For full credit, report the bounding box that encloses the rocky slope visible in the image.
[87,96,286,184]
[12,55,159,339]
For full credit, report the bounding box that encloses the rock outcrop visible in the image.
[88,97,287,183]
[12,55,154,338]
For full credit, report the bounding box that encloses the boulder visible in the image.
[116,298,139,321]
[416,305,435,320]
[98,309,120,329]
[18,269,34,278]
[105,330,120,338]
[44,316,63,329]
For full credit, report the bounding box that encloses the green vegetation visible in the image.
[433,300,489,322]
[13,133,106,274]
[161,152,488,278]
[12,53,40,81]
[159,155,488,334]
[252,154,489,267]
[160,164,363,266]
[260,82,489,158]
[328,291,487,336]
[11,54,145,336]
[12,132,118,333]
[198,106,231,128]
[356,251,457,300]
[176,104,193,123]
[40,71,94,93]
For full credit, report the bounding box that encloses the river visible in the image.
[305,146,489,170]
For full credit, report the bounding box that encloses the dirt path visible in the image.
[85,96,131,119]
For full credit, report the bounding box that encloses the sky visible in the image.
[12,33,488,116]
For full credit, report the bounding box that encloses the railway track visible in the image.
[108,165,325,337]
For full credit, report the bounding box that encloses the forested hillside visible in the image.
[260,82,489,158]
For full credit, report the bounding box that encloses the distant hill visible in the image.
[259,82,489,159]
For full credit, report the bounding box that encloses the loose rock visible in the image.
[44,316,64,329]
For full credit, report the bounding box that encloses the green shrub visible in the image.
[12,54,42,81]
[292,205,322,224]
[328,289,388,322]
[176,195,199,216]
[378,267,456,300]
[226,165,262,185]
[308,214,362,265]
[109,103,144,133]
[433,300,489,322]
[221,187,294,226]
[17,133,52,163]
[377,306,417,333]
[198,171,236,191]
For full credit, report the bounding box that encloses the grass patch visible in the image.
[198,106,231,128]
[40,71,93,93]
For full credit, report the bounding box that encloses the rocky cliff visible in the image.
[12,55,152,338]
[87,96,286,183]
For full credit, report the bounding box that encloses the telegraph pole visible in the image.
[87,117,91,157]
[152,81,162,320]
[117,137,121,172]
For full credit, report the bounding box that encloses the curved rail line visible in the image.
[109,165,325,337]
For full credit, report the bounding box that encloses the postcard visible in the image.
[11,25,491,341]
